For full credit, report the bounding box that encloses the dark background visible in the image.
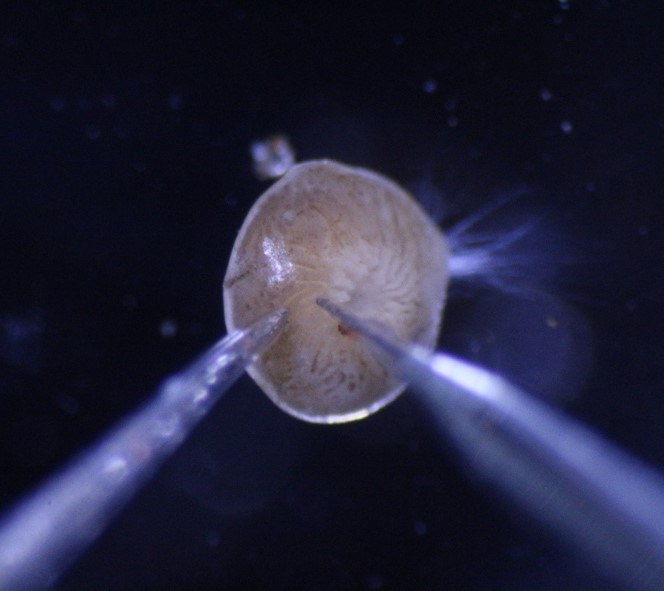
[0,1,662,589]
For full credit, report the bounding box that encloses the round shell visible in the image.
[223,160,449,423]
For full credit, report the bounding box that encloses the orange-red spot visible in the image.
[337,323,357,339]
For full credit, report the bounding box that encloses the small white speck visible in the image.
[193,387,209,405]
[423,78,437,94]
[104,456,129,480]
[560,120,573,134]
[156,412,181,439]
[539,88,552,101]
[159,319,178,338]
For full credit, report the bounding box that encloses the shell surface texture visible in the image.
[223,160,449,423]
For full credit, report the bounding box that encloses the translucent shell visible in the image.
[223,160,449,423]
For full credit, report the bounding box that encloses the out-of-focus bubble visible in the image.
[249,134,296,180]
[0,310,45,374]
[539,88,552,101]
[561,120,573,134]
[159,319,178,339]
[170,383,300,516]
[423,77,438,94]
[167,91,183,110]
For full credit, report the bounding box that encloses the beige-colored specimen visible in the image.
[224,160,449,423]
